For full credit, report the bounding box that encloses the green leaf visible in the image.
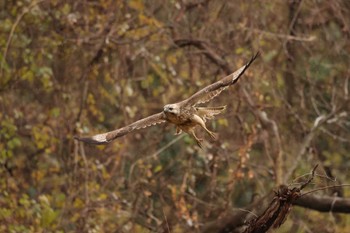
[50,108,60,118]
[154,165,162,173]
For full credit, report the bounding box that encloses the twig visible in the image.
[344,75,349,100]
[241,27,316,42]
[243,88,284,185]
[128,134,185,185]
[78,141,90,205]
[299,164,318,190]
[301,184,350,197]
[1,0,46,73]
[285,111,337,180]
[162,206,171,233]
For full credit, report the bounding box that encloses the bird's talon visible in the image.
[209,132,218,140]
[196,139,204,148]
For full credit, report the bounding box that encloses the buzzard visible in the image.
[75,53,258,147]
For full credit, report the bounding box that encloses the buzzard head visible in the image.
[163,104,180,116]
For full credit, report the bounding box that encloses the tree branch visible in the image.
[173,39,231,74]
[294,194,350,213]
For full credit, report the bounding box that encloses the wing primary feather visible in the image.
[180,51,259,107]
[230,51,259,86]
[74,134,109,145]
[75,112,166,144]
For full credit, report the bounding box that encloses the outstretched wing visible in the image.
[75,112,166,145]
[180,52,259,107]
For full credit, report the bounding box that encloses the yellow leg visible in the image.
[192,115,217,140]
[188,129,203,148]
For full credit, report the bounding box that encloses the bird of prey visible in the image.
[75,53,258,148]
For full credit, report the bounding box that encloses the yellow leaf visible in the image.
[129,0,144,11]
[218,118,228,127]
[154,165,162,173]
[73,198,84,208]
[98,193,108,201]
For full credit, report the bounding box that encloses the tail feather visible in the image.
[196,106,226,121]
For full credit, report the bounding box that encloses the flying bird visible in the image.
[75,53,258,148]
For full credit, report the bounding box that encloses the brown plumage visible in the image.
[75,52,258,147]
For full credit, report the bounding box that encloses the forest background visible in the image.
[1,0,350,232]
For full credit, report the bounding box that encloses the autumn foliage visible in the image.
[1,1,350,232]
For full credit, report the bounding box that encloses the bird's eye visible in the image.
[169,107,173,110]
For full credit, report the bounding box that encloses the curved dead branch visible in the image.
[294,194,350,214]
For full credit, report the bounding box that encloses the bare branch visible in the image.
[243,165,318,233]
[173,38,231,74]
[300,164,318,190]
[294,194,350,213]
[241,27,316,42]
[285,111,337,180]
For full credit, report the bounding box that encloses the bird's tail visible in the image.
[196,106,226,122]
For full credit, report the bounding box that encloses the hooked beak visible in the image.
[163,105,170,112]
